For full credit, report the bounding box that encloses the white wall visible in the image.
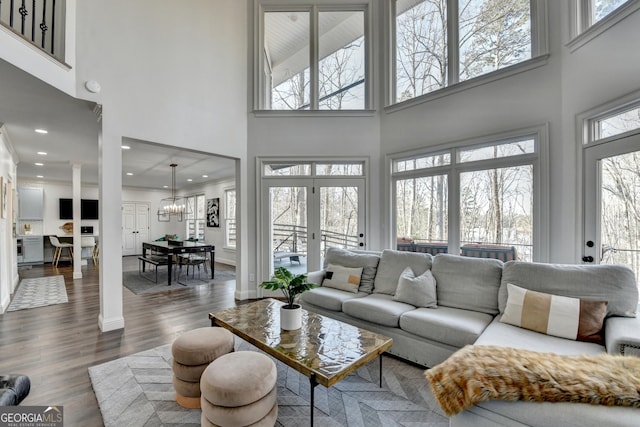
[72,0,248,330]
[0,128,19,313]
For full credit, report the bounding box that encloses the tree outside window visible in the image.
[395,0,532,103]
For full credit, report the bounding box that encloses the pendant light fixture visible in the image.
[158,163,191,221]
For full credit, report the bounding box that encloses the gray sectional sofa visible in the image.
[300,247,640,427]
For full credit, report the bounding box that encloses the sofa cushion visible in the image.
[399,306,493,348]
[322,263,363,293]
[300,287,367,312]
[373,249,432,295]
[476,317,606,355]
[324,248,380,293]
[432,254,503,315]
[499,261,638,318]
[500,283,607,344]
[392,266,437,308]
[342,294,415,327]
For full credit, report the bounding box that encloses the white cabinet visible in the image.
[20,236,44,264]
[18,187,44,220]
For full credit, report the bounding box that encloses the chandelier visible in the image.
[158,163,191,221]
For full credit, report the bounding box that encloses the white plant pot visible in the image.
[280,304,302,330]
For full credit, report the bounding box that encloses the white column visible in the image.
[72,164,82,279]
[98,115,125,332]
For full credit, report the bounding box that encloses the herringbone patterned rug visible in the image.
[89,337,448,426]
[7,275,68,312]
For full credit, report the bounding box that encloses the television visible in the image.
[59,198,99,220]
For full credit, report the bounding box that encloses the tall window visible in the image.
[571,0,639,45]
[258,2,369,110]
[185,194,206,241]
[392,129,546,262]
[225,189,236,248]
[393,0,541,104]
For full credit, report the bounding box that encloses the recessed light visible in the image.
[37,151,47,156]
[126,172,133,176]
[121,145,130,150]
[36,175,44,178]
[34,162,44,166]
[35,129,48,134]
[187,178,193,182]
[202,175,209,178]
[163,185,169,188]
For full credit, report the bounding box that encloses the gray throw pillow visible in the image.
[392,266,437,308]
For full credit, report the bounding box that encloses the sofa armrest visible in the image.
[605,316,640,356]
[306,270,325,287]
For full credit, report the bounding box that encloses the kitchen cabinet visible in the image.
[18,187,44,220]
[19,236,44,265]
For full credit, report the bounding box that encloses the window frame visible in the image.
[387,0,549,110]
[388,124,549,262]
[185,193,206,241]
[568,0,640,51]
[253,0,374,113]
[224,188,237,249]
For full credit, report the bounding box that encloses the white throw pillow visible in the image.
[322,263,363,294]
[392,266,437,308]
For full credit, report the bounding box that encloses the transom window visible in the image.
[392,0,543,104]
[257,2,370,111]
[591,103,640,141]
[263,161,365,177]
[392,128,547,262]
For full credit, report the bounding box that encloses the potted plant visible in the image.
[259,267,317,330]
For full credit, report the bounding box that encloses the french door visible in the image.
[583,133,640,283]
[122,202,150,256]
[262,178,365,277]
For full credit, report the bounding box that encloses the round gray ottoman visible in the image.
[200,351,278,426]
[171,327,234,408]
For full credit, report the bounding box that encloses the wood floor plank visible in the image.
[0,257,240,427]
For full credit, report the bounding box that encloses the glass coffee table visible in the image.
[209,298,393,426]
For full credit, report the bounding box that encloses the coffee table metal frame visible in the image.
[209,298,393,426]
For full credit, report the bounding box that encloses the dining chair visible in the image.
[49,236,73,267]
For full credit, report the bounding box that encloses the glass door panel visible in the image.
[584,134,640,293]
[269,185,309,275]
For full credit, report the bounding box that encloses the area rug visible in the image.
[88,337,448,427]
[122,268,236,295]
[7,275,68,312]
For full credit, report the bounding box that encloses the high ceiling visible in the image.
[0,59,235,191]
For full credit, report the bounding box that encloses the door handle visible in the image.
[582,256,594,263]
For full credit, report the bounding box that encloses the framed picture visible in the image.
[207,198,220,227]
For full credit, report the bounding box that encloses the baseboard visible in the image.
[99,314,125,332]
[0,293,9,314]
[235,288,258,300]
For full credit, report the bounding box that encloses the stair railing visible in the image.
[0,0,64,60]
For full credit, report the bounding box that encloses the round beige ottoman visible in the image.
[171,327,234,409]
[200,351,278,427]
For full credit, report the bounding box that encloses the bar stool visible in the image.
[49,236,73,267]
[81,236,98,265]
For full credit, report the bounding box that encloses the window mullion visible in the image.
[447,0,459,86]
[310,6,319,109]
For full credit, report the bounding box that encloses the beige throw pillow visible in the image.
[500,283,607,344]
[392,266,437,308]
[322,264,363,294]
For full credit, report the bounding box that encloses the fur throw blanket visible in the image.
[425,345,640,416]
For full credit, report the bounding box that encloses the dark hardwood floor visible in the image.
[0,257,239,426]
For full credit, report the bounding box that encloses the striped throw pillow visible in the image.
[500,283,607,344]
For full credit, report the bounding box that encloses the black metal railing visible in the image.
[0,0,63,58]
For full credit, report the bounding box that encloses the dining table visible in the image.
[141,240,215,286]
